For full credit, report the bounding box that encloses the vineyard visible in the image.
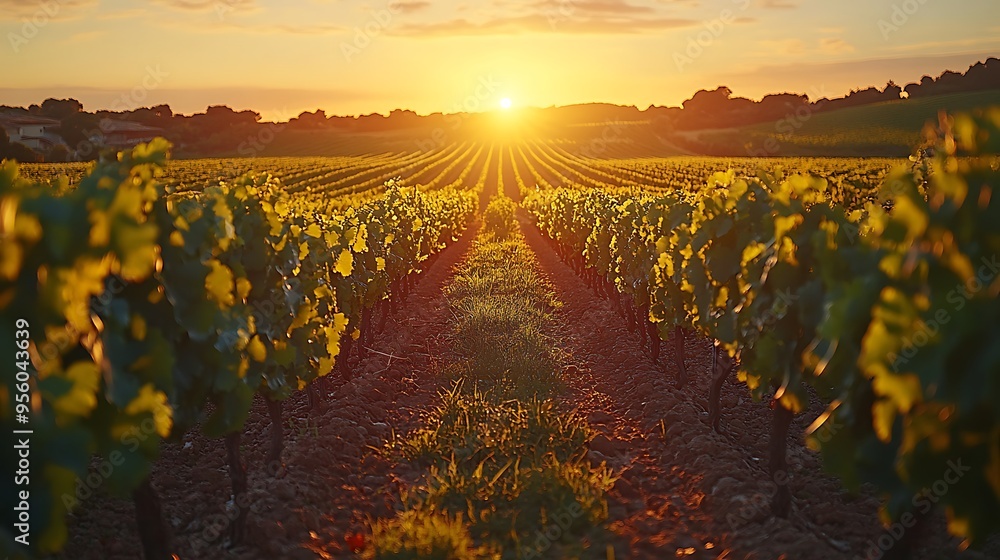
[3,109,1000,560]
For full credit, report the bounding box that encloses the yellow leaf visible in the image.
[872,400,896,442]
[352,223,368,252]
[774,214,802,240]
[317,357,333,376]
[778,392,804,414]
[335,249,353,276]
[52,361,100,418]
[247,336,267,362]
[205,260,235,307]
[124,384,173,437]
[289,303,317,331]
[236,277,252,299]
[893,195,929,240]
[130,315,147,341]
[325,312,349,359]
[305,224,322,238]
[946,510,970,538]
[376,257,386,272]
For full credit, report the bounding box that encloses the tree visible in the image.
[883,80,902,100]
[39,98,84,120]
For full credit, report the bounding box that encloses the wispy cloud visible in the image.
[760,0,798,8]
[394,0,432,14]
[530,0,655,14]
[389,14,696,35]
[150,0,256,11]
[885,36,1000,53]
[156,18,345,35]
[0,0,97,22]
[65,30,106,42]
[820,38,855,54]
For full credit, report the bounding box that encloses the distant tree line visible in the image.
[666,58,1000,130]
[1,58,996,161]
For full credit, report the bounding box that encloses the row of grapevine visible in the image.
[0,139,477,558]
[524,111,1000,549]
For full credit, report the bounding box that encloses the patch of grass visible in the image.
[368,510,482,560]
[373,198,614,559]
[395,385,611,555]
[446,237,560,399]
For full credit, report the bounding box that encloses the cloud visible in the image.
[394,0,432,13]
[156,18,345,35]
[531,0,656,14]
[388,0,698,36]
[66,30,106,42]
[389,14,696,35]
[886,35,1000,53]
[820,38,855,54]
[0,0,97,22]
[150,0,256,11]
[760,0,797,8]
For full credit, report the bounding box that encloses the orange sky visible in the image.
[1,0,997,121]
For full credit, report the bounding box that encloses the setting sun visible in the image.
[500,98,513,110]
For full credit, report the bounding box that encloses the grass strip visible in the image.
[368,196,615,560]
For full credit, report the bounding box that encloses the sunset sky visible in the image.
[1,0,997,121]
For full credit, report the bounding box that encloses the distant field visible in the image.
[742,90,1000,156]
[19,140,904,211]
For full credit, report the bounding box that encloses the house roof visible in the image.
[0,113,61,128]
[98,119,163,134]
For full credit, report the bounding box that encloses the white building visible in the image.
[0,114,67,151]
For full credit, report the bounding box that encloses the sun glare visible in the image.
[500,97,513,110]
